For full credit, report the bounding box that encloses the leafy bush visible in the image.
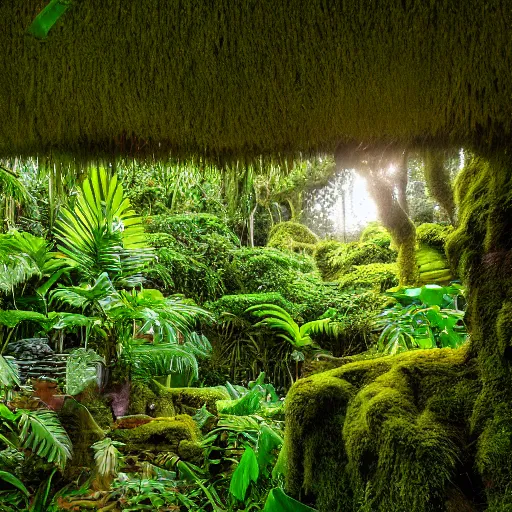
[145,213,239,246]
[224,247,316,295]
[359,222,392,247]
[144,214,240,301]
[313,240,345,280]
[206,292,298,319]
[329,241,397,271]
[375,284,468,354]
[267,221,318,253]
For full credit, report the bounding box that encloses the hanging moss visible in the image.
[1,2,512,157]
[285,347,481,511]
[267,221,318,254]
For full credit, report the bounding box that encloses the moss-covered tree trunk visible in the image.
[284,150,512,512]
[363,169,417,285]
[335,148,417,285]
[424,150,456,225]
[446,150,512,509]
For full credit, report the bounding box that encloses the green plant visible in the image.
[54,167,154,286]
[65,348,105,395]
[375,284,468,354]
[0,355,19,402]
[92,437,125,477]
[246,304,330,381]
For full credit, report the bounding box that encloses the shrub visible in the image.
[267,221,318,253]
[313,240,345,280]
[314,240,397,281]
[338,263,399,292]
[144,214,240,301]
[359,222,392,247]
[224,247,316,295]
[205,293,298,319]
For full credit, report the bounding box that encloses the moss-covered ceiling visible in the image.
[1,1,511,158]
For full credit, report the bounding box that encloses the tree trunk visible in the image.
[424,149,456,225]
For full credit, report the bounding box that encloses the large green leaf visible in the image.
[229,446,259,501]
[263,488,317,511]
[0,470,29,498]
[419,284,445,307]
[216,386,263,416]
[257,425,283,477]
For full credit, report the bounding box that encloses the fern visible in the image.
[18,410,72,469]
[246,303,330,348]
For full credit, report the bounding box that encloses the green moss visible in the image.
[111,415,201,457]
[158,385,230,415]
[285,347,480,511]
[416,243,452,285]
[338,263,398,292]
[129,381,176,417]
[416,223,453,250]
[314,240,344,280]
[267,222,318,253]
[224,247,316,295]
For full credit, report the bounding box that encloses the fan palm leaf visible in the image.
[54,167,154,285]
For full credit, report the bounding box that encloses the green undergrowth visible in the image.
[267,221,318,254]
[285,346,482,511]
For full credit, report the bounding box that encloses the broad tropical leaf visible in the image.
[0,355,20,388]
[263,487,317,511]
[0,470,29,497]
[229,446,259,501]
[92,437,124,477]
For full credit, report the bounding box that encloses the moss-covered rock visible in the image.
[285,347,481,511]
[112,415,202,462]
[128,381,176,417]
[267,221,318,253]
[161,385,230,415]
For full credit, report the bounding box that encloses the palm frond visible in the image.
[18,410,72,469]
[0,355,20,388]
[124,342,200,382]
[54,167,154,285]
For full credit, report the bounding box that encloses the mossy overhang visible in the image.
[1,1,511,159]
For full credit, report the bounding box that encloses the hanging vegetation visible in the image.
[1,1,512,158]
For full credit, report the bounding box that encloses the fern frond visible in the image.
[18,410,72,469]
